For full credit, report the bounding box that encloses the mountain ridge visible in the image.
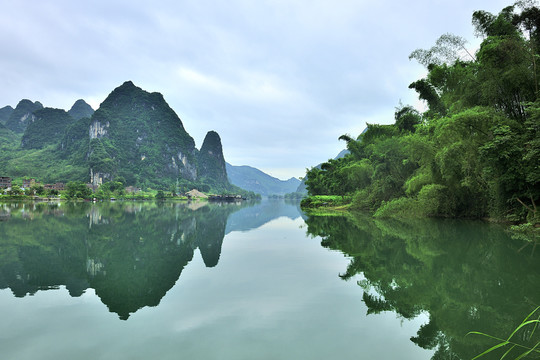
[0,81,239,192]
[226,162,300,196]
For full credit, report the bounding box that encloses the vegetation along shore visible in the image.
[300,3,539,241]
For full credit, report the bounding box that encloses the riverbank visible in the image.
[301,195,540,243]
[300,195,352,211]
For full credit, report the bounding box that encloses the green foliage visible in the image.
[65,181,92,199]
[155,190,166,199]
[508,222,540,243]
[303,3,540,222]
[300,195,352,209]
[7,185,23,196]
[394,105,422,133]
[4,99,43,133]
[304,212,540,359]
[31,184,45,196]
[21,108,75,149]
[373,197,422,218]
[0,124,19,151]
[94,181,125,199]
[1,145,88,183]
[197,131,227,184]
[469,307,540,359]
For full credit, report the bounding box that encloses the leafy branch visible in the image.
[468,306,540,359]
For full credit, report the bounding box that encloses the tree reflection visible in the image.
[0,201,245,319]
[305,213,540,360]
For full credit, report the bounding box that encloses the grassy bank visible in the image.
[300,195,352,211]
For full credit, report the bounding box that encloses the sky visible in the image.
[0,0,513,180]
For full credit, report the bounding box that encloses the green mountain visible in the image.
[4,99,43,133]
[198,131,228,187]
[0,106,13,125]
[0,123,19,152]
[21,108,76,149]
[80,81,218,188]
[0,81,237,191]
[68,99,94,120]
[226,162,300,196]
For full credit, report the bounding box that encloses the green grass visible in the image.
[300,195,352,209]
[469,306,540,359]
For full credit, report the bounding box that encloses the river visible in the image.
[0,200,538,359]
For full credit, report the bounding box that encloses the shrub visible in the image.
[373,197,421,218]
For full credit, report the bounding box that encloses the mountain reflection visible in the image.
[305,213,540,360]
[0,200,300,320]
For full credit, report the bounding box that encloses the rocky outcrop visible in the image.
[89,120,109,139]
[90,168,111,186]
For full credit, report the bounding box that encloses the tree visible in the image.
[394,105,422,133]
[409,33,475,67]
[155,190,166,200]
[31,184,45,196]
[66,181,92,199]
[7,185,23,196]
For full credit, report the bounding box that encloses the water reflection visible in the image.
[304,213,540,360]
[0,200,300,320]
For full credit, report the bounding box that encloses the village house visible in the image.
[0,177,12,189]
[22,179,37,188]
[44,183,65,191]
[125,186,141,194]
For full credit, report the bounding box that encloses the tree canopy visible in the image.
[303,2,539,223]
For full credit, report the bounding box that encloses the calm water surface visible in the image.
[0,200,538,359]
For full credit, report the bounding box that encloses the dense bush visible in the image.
[303,3,539,222]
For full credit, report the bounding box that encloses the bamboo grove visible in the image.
[303,2,539,223]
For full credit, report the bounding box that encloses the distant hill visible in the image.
[0,106,13,125]
[5,99,43,133]
[68,99,94,120]
[226,163,300,196]
[22,108,76,149]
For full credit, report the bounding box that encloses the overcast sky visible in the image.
[0,0,513,180]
